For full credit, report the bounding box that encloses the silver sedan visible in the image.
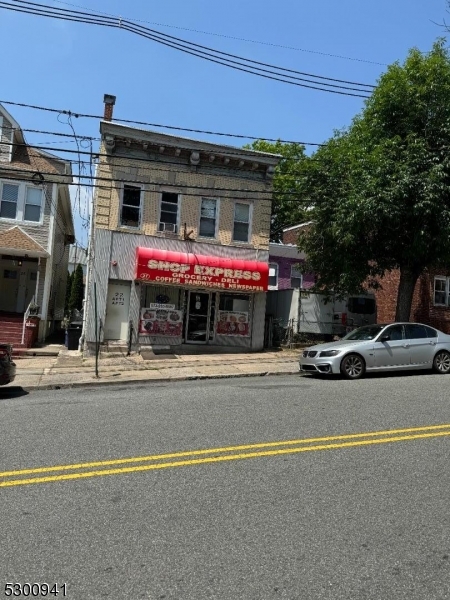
[299,322,450,380]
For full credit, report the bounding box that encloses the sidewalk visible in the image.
[9,346,302,391]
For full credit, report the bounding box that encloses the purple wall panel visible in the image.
[268,255,315,290]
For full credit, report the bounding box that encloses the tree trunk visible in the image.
[395,266,420,322]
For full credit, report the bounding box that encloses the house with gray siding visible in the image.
[0,103,74,346]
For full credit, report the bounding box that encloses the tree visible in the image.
[298,40,450,320]
[245,140,309,241]
[68,264,84,315]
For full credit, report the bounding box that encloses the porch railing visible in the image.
[21,295,35,346]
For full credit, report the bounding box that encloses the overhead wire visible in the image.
[0,112,325,146]
[50,0,388,66]
[0,127,88,252]
[10,142,315,182]
[2,166,308,202]
[0,1,373,97]
[63,112,90,232]
[3,0,375,90]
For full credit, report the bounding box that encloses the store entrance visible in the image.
[185,291,215,344]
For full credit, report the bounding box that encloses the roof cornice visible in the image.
[100,120,281,166]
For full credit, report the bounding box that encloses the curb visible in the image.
[13,352,60,358]
[16,369,301,392]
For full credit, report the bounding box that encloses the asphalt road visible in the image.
[1,372,450,600]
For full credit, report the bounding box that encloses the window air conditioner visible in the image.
[160,222,177,233]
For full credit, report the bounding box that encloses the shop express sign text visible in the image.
[136,248,269,292]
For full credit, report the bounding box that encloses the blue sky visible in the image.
[0,0,448,247]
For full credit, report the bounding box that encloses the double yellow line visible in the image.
[2,423,450,488]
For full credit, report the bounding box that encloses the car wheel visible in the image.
[340,353,365,380]
[433,351,450,374]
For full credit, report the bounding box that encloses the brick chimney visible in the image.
[103,94,116,121]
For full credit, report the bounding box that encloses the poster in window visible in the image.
[217,311,249,336]
[140,307,183,336]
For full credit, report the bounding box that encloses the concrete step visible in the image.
[0,326,24,333]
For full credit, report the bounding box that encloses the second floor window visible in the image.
[290,265,302,289]
[159,192,179,233]
[0,183,18,219]
[233,202,251,243]
[0,181,43,223]
[120,184,142,228]
[24,187,43,222]
[199,198,218,238]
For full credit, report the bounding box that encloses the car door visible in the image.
[405,323,436,367]
[373,324,410,368]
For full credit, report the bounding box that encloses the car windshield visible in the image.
[342,325,385,341]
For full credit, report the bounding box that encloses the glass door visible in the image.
[186,291,211,344]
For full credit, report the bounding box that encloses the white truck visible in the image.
[298,290,376,336]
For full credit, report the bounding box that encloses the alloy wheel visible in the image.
[341,354,365,380]
[434,351,450,374]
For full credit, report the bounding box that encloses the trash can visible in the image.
[67,322,82,350]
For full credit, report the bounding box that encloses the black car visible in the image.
[0,344,16,385]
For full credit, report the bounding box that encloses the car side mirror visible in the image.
[380,334,390,342]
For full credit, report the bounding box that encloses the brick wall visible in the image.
[279,221,450,332]
[282,224,312,245]
[374,267,450,333]
[94,143,273,251]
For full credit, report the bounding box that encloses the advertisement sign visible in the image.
[147,303,175,310]
[217,311,249,336]
[136,248,268,292]
[139,307,183,336]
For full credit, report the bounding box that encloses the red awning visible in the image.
[136,248,268,292]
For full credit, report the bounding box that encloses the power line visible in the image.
[0,102,325,146]
[11,142,314,179]
[1,167,305,199]
[6,1,375,88]
[51,0,388,67]
[0,1,373,97]
[0,172,86,252]
[123,22,372,96]
[1,124,96,140]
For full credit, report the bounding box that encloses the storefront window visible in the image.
[217,294,251,336]
[142,285,183,308]
[140,285,184,336]
[219,294,250,312]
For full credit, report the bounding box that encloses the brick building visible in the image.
[0,103,74,346]
[82,95,281,354]
[374,268,450,333]
[282,223,450,334]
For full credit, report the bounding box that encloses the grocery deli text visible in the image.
[136,260,267,291]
